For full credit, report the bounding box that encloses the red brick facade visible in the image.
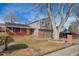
[6,27,34,36]
[0,27,5,32]
[6,28,26,35]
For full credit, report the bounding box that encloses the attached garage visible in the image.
[38,29,53,38]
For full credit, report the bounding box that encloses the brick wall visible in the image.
[67,35,73,44]
[6,28,27,35]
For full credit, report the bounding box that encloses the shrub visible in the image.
[0,32,14,43]
[0,32,14,51]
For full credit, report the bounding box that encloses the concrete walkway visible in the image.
[45,45,79,56]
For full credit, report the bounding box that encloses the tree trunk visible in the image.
[4,38,8,51]
[53,30,60,40]
[48,3,61,40]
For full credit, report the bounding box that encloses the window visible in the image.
[13,28,20,32]
[47,23,50,26]
[41,21,44,24]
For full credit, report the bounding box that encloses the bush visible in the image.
[0,32,14,43]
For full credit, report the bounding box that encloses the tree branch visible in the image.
[48,3,57,30]
[59,3,73,32]
[54,4,61,18]
[48,3,52,18]
[60,3,64,19]
[48,3,61,31]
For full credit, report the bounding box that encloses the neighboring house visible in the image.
[0,17,53,38]
[0,23,34,35]
[0,24,5,32]
[60,29,71,38]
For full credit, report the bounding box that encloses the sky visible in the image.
[0,3,77,29]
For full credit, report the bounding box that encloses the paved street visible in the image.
[45,45,79,56]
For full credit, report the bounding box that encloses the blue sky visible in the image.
[0,3,76,29]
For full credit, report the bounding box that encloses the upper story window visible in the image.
[41,20,45,26]
[41,21,44,24]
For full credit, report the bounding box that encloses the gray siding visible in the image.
[40,18,52,30]
[28,18,53,38]
[29,18,52,30]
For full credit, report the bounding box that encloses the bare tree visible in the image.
[4,12,20,24]
[47,3,73,40]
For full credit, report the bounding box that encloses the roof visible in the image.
[0,23,5,27]
[27,17,49,25]
[0,23,29,28]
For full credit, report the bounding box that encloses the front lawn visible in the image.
[3,36,71,56]
[2,37,71,56]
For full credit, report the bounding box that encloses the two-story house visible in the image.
[28,17,53,38]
